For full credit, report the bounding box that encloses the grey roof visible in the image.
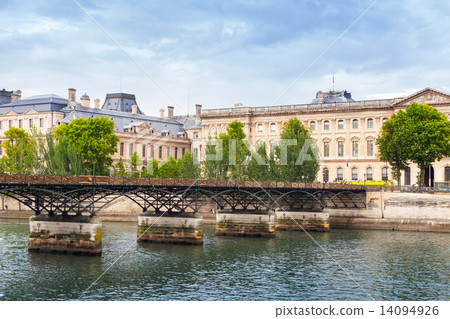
[174,115,202,129]
[101,93,143,114]
[0,94,68,115]
[61,104,186,136]
[311,90,355,104]
[0,89,12,105]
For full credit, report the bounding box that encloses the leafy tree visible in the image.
[246,142,269,181]
[274,118,319,182]
[40,134,86,175]
[177,151,197,179]
[0,127,38,174]
[157,156,179,178]
[377,103,450,184]
[127,151,142,177]
[141,158,159,178]
[54,116,119,176]
[113,157,128,177]
[202,136,220,179]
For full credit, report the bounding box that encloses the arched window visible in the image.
[270,123,276,132]
[445,166,450,182]
[323,168,329,183]
[337,168,343,181]
[367,140,374,156]
[324,120,330,130]
[323,141,330,157]
[338,141,344,157]
[352,119,359,129]
[258,123,263,132]
[366,167,373,181]
[352,168,358,181]
[404,167,411,185]
[338,120,344,130]
[367,118,373,128]
[382,167,389,181]
[310,121,316,130]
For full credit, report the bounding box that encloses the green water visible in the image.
[0,218,448,301]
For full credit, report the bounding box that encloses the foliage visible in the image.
[113,157,128,177]
[54,116,119,176]
[0,127,38,174]
[376,103,450,184]
[246,142,269,181]
[177,151,197,179]
[127,151,142,177]
[40,134,86,175]
[274,118,319,182]
[141,158,159,178]
[157,156,179,178]
[202,136,220,179]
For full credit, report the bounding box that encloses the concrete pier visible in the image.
[216,210,276,237]
[28,215,102,255]
[137,213,203,245]
[275,210,330,232]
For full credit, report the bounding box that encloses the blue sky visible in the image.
[1,0,450,116]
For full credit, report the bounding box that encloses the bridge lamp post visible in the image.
[194,161,198,213]
[267,165,271,188]
[37,156,41,175]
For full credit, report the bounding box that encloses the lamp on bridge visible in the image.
[38,156,41,175]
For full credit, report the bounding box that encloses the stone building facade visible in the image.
[198,88,450,186]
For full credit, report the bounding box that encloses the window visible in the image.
[29,119,33,128]
[0,146,2,156]
[167,146,171,157]
[310,121,316,130]
[8,120,12,128]
[324,120,330,130]
[323,142,330,157]
[119,143,124,156]
[366,168,373,181]
[258,124,263,132]
[338,120,344,130]
[352,141,359,157]
[338,141,344,157]
[323,168,329,183]
[175,148,178,159]
[270,123,276,132]
[404,167,411,185]
[150,145,154,158]
[445,167,450,182]
[142,145,146,158]
[352,168,358,181]
[129,143,133,157]
[367,118,373,128]
[159,146,162,158]
[19,119,23,128]
[337,168,343,181]
[367,140,374,157]
[182,148,185,156]
[193,132,199,139]
[382,167,389,181]
[0,121,2,130]
[194,148,198,160]
[40,118,44,128]
[352,119,358,129]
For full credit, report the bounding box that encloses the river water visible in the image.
[0,218,448,301]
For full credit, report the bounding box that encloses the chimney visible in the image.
[131,104,138,114]
[68,88,76,106]
[159,108,165,119]
[195,104,202,120]
[94,98,101,109]
[80,93,90,108]
[10,90,22,103]
[167,106,174,119]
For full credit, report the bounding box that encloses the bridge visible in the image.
[0,173,367,216]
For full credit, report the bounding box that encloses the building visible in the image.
[0,88,191,168]
[198,87,450,186]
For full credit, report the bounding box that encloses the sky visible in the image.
[1,0,450,117]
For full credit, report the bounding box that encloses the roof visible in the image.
[101,93,143,114]
[311,90,355,104]
[174,115,202,129]
[0,94,68,114]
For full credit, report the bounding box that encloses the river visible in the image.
[0,218,448,301]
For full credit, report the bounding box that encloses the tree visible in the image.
[113,157,128,177]
[0,127,38,174]
[377,103,450,184]
[40,134,86,175]
[54,116,119,176]
[275,118,319,182]
[142,158,159,178]
[157,156,179,178]
[177,151,197,179]
[246,142,269,181]
[202,136,220,179]
[127,151,142,177]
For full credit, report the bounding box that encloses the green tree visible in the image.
[202,136,220,179]
[54,116,119,176]
[141,158,159,178]
[377,103,450,184]
[275,118,319,182]
[0,127,38,174]
[177,151,197,178]
[40,134,86,175]
[246,142,270,181]
[157,156,179,178]
[127,151,142,177]
[113,157,128,176]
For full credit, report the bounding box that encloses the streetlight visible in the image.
[268,165,271,188]
[37,155,41,175]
